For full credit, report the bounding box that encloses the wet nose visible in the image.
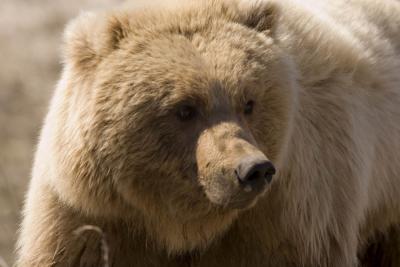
[235,157,276,185]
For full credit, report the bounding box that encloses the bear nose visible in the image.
[235,157,276,185]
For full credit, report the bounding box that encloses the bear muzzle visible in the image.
[196,120,276,209]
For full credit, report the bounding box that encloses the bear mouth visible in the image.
[227,184,269,210]
[205,175,269,210]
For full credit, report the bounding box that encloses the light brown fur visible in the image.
[17,0,400,266]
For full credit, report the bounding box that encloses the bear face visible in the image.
[54,0,298,252]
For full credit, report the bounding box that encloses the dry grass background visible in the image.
[0,0,121,264]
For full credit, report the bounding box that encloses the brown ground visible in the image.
[0,1,120,265]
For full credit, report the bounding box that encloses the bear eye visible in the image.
[177,105,197,121]
[244,100,255,115]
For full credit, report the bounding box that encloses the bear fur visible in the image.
[17,0,400,266]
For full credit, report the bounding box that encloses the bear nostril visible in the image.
[263,162,276,183]
[265,162,276,175]
[247,171,261,181]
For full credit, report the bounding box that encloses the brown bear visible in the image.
[17,0,400,266]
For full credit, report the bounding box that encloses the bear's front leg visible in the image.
[16,183,106,267]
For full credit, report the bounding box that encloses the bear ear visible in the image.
[238,1,279,35]
[63,12,130,72]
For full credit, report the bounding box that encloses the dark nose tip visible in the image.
[235,157,276,185]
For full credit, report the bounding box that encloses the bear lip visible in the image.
[223,180,269,210]
[225,193,265,210]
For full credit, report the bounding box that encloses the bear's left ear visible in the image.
[63,12,131,73]
[238,1,279,35]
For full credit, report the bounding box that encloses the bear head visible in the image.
[47,0,298,253]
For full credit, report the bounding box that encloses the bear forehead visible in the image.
[107,25,272,106]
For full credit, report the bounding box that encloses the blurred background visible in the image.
[0,0,121,265]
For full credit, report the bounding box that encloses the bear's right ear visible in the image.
[63,12,131,72]
[238,0,279,36]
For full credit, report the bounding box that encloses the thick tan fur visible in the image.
[17,0,400,266]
